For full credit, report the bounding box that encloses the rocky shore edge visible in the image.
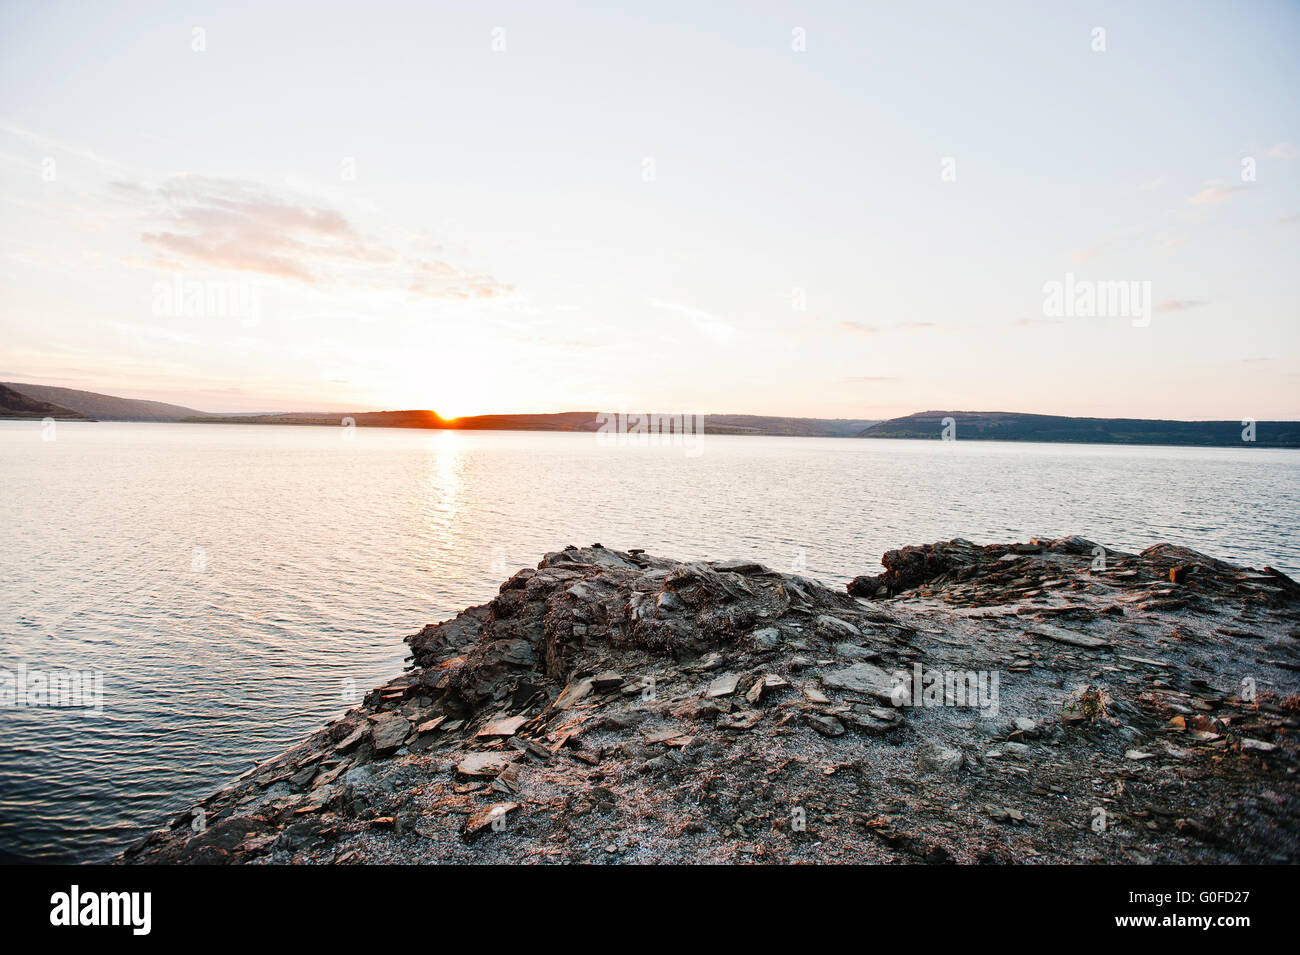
[120,537,1300,864]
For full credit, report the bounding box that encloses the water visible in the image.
[1,420,1296,861]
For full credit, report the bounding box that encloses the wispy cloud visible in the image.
[0,120,128,173]
[117,174,513,300]
[1188,184,1244,206]
[836,321,879,335]
[649,298,735,342]
[127,175,393,282]
[1266,143,1300,160]
[1154,299,1208,312]
[409,258,513,301]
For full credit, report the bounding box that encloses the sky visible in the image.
[1,0,1297,419]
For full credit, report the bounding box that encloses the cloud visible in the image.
[1010,317,1064,327]
[841,376,898,383]
[1188,185,1244,206]
[836,321,879,335]
[1137,175,1168,192]
[649,298,735,342]
[123,174,512,300]
[1154,299,1208,312]
[1266,143,1300,160]
[128,175,393,283]
[0,120,128,173]
[409,258,514,301]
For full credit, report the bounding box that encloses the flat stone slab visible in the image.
[476,715,527,737]
[705,672,740,698]
[821,662,898,700]
[456,752,515,777]
[369,713,412,751]
[1032,625,1110,649]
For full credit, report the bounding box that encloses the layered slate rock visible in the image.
[120,540,1300,865]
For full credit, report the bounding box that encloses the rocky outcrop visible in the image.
[119,539,1300,865]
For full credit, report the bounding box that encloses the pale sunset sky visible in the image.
[1,1,1297,418]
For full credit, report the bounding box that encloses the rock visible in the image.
[643,727,692,746]
[476,715,527,738]
[416,716,447,735]
[369,713,411,752]
[718,710,762,731]
[806,714,845,737]
[802,685,830,704]
[986,806,1026,825]
[821,662,898,701]
[918,743,964,774]
[456,753,515,777]
[705,672,740,698]
[745,673,789,704]
[555,678,593,709]
[850,540,983,596]
[121,538,1300,867]
[846,575,884,598]
[1241,739,1278,753]
[816,615,861,638]
[334,725,366,753]
[1032,626,1109,649]
[465,802,520,835]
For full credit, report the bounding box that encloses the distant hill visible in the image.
[180,410,880,437]
[12,381,1293,448]
[859,410,1300,448]
[698,415,878,437]
[3,383,209,422]
[0,383,89,419]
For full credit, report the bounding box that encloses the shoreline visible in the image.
[120,536,1300,865]
[7,416,1300,452]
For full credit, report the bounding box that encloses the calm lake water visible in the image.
[1,420,1297,861]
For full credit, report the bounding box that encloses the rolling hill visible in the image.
[858,410,1300,448]
[2,383,209,422]
[0,383,89,419]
